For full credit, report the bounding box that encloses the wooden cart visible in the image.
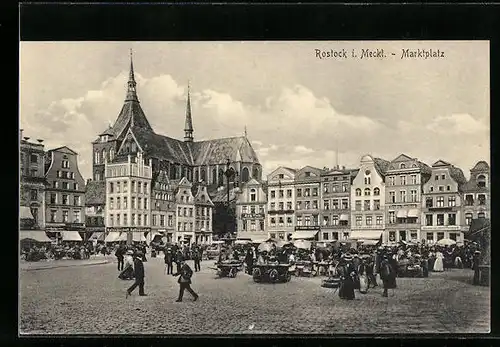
[252,263,292,283]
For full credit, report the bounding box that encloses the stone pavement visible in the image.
[20,258,110,271]
[19,257,490,334]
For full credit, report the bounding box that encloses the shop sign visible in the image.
[106,227,151,233]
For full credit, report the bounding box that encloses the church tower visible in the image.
[184,82,194,143]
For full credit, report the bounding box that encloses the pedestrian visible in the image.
[380,254,397,297]
[473,250,481,285]
[337,255,355,300]
[164,247,174,275]
[193,248,201,272]
[119,250,135,280]
[245,248,254,275]
[175,249,184,273]
[115,243,125,272]
[126,251,147,298]
[172,259,199,302]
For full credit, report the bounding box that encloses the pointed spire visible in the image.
[244,125,248,138]
[184,80,194,143]
[125,49,139,102]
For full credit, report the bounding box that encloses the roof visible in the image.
[211,187,239,203]
[192,136,260,165]
[110,99,153,140]
[449,166,468,187]
[47,146,78,155]
[466,218,491,239]
[85,181,106,205]
[471,161,490,172]
[373,157,390,177]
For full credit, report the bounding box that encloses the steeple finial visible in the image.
[184,80,194,143]
[244,125,247,138]
[125,49,139,102]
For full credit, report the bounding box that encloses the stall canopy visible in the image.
[291,230,318,240]
[294,239,312,250]
[20,230,52,243]
[104,232,121,242]
[350,231,382,240]
[20,206,34,219]
[88,232,105,241]
[407,209,419,218]
[62,230,83,242]
[117,232,147,242]
[396,209,408,218]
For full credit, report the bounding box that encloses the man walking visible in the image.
[192,247,201,272]
[115,243,125,272]
[172,259,199,302]
[164,247,174,275]
[126,251,147,298]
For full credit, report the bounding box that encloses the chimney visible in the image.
[23,137,30,142]
[342,166,345,170]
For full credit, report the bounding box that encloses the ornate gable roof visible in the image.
[432,159,451,167]
[85,181,106,205]
[471,161,490,172]
[192,136,260,166]
[296,165,323,180]
[391,153,413,162]
[49,146,78,155]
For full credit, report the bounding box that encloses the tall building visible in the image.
[463,161,490,224]
[267,167,297,241]
[384,154,432,243]
[104,152,153,242]
[235,178,267,242]
[193,183,214,245]
[20,131,46,230]
[44,146,86,236]
[173,177,196,244]
[350,155,390,243]
[85,180,106,240]
[150,169,176,243]
[320,166,357,242]
[421,160,467,244]
[293,166,323,241]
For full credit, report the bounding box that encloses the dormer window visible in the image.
[305,172,311,177]
[101,135,108,143]
[477,174,486,188]
[278,174,284,179]
[400,163,406,169]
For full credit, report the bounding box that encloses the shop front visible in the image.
[106,227,150,244]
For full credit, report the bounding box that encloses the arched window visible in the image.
[131,142,137,153]
[400,163,406,169]
[374,187,380,196]
[109,148,115,161]
[218,169,224,186]
[477,174,486,188]
[253,166,260,179]
[355,188,362,196]
[364,188,371,196]
[200,168,206,183]
[478,212,485,219]
[241,167,250,182]
[212,168,217,185]
[94,151,100,164]
[101,149,106,163]
[194,169,199,183]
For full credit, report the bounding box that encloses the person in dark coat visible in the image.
[366,256,378,288]
[192,248,201,272]
[338,255,355,300]
[126,251,146,298]
[172,260,199,302]
[115,243,126,271]
[175,249,184,273]
[380,254,397,297]
[473,251,481,285]
[245,248,254,274]
[164,247,174,275]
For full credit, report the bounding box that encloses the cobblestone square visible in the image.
[20,257,490,335]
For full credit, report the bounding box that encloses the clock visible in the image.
[365,170,371,175]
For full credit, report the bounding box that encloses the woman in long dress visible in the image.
[433,250,444,272]
[338,256,355,300]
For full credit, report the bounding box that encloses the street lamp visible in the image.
[223,158,236,238]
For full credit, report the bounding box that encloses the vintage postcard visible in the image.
[19,41,490,335]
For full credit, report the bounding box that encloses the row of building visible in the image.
[19,52,490,246]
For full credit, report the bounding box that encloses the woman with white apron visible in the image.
[357,257,369,294]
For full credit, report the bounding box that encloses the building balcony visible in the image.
[295,225,321,231]
[421,225,462,231]
[423,206,460,212]
[268,209,294,215]
[386,223,421,229]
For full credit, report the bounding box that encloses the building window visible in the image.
[30,189,37,200]
[448,196,456,207]
[478,194,486,205]
[312,188,318,197]
[355,188,362,196]
[74,196,80,206]
[355,215,362,226]
[144,198,148,210]
[323,232,329,240]
[278,190,284,198]
[355,200,361,211]
[278,217,284,227]
[323,216,329,226]
[286,202,292,211]
[366,215,372,225]
[342,199,348,209]
[435,175,439,181]
[465,213,473,225]
[410,190,417,202]
[437,232,444,241]
[389,231,396,242]
[137,214,142,226]
[426,232,434,241]
[109,183,114,193]
[304,188,310,197]
[116,197,121,209]
[178,222,182,231]
[373,187,380,196]
[62,160,69,168]
[426,197,433,208]
[62,182,68,190]
[477,175,486,188]
[331,199,338,210]
[388,177,395,186]
[437,214,444,226]
[448,213,456,226]
[332,215,339,226]
[332,185,339,192]
[400,176,406,185]
[426,214,433,226]
[131,214,136,226]
[343,232,349,240]
[286,217,293,227]
[57,171,62,178]
[168,215,173,227]
[287,189,292,198]
[160,215,165,227]
[332,232,339,240]
[62,194,68,205]
[271,190,276,198]
[132,181,136,193]
[277,202,283,211]
[389,211,395,224]
[323,200,330,210]
[364,188,371,196]
[50,193,57,204]
[251,192,256,202]
[436,196,444,207]
[410,175,417,184]
[73,211,80,223]
[364,200,370,211]
[373,199,380,210]
[74,183,79,190]
[389,191,395,203]
[50,210,57,222]
[271,202,276,210]
[304,201,310,210]
[438,186,444,192]
[441,174,445,180]
[323,183,329,193]
[296,189,301,198]
[478,212,485,219]
[62,210,69,223]
[242,220,247,231]
[270,217,276,226]
[465,194,474,206]
[400,191,407,203]
[429,187,434,192]
[364,177,371,185]
[153,215,157,226]
[304,216,311,226]
[109,214,114,226]
[123,197,128,209]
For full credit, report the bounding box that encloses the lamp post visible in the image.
[223,158,236,238]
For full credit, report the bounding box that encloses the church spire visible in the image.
[125,49,139,102]
[184,81,194,143]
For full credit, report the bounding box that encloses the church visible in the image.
[91,52,262,187]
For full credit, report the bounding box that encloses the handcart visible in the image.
[210,260,243,278]
[252,263,292,283]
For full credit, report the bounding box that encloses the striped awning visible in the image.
[20,206,34,219]
[88,232,105,241]
[117,232,146,242]
[407,209,419,218]
[397,209,408,218]
[104,232,121,242]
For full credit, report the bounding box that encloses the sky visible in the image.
[20,41,489,180]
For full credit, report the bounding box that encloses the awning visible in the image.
[19,230,52,243]
[350,230,382,240]
[20,206,34,219]
[88,232,105,241]
[360,239,379,246]
[61,230,83,242]
[117,232,146,242]
[104,232,121,242]
[397,209,408,218]
[340,214,349,221]
[407,209,419,218]
[235,240,250,245]
[291,230,319,240]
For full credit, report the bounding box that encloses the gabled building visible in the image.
[150,169,176,243]
[235,178,267,242]
[463,161,490,224]
[44,146,86,236]
[91,52,261,199]
[20,131,47,230]
[421,160,467,244]
[267,167,297,241]
[320,166,357,242]
[293,166,324,241]
[350,155,389,243]
[173,177,196,244]
[193,183,214,245]
[384,154,432,243]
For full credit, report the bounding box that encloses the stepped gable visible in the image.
[85,181,106,205]
[191,136,260,166]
